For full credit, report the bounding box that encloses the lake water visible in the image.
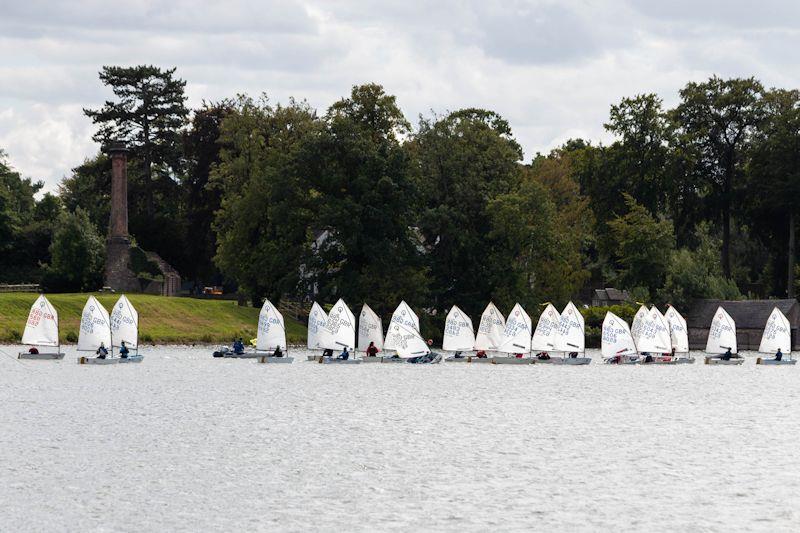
[1,345,798,532]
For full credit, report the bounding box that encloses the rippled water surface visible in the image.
[1,346,799,532]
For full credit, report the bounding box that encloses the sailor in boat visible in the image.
[536,351,551,360]
[514,353,523,359]
[337,347,350,360]
[721,348,735,361]
[454,351,464,359]
[366,342,379,358]
[643,353,654,363]
[96,343,109,359]
[28,347,39,355]
[775,349,783,361]
[475,350,488,359]
[568,352,578,358]
[233,338,245,355]
[272,346,284,358]
[322,348,334,358]
[119,341,130,359]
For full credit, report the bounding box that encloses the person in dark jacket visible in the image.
[721,348,733,361]
[119,341,130,359]
[96,343,109,359]
[366,342,379,357]
[775,349,783,361]
[337,348,350,360]
[273,346,283,357]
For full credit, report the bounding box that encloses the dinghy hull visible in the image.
[18,352,64,360]
[673,357,695,364]
[118,355,143,363]
[318,357,361,364]
[258,356,294,364]
[705,357,744,365]
[537,357,592,365]
[78,356,120,365]
[492,356,533,365]
[756,358,797,365]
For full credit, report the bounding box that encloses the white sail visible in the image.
[110,295,138,348]
[705,306,737,354]
[531,304,560,352]
[635,307,672,353]
[307,302,328,350]
[77,296,112,352]
[630,305,649,345]
[759,307,791,354]
[387,321,431,358]
[664,306,689,353]
[21,294,59,347]
[602,311,637,358]
[319,298,356,350]
[442,305,475,351]
[384,301,420,350]
[357,304,384,352]
[474,302,506,351]
[553,301,585,353]
[257,299,286,351]
[496,303,532,354]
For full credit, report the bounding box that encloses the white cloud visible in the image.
[1,0,799,191]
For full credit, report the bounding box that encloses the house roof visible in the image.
[686,299,799,329]
[594,288,630,301]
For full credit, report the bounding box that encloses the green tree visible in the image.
[608,194,675,298]
[41,208,105,292]
[410,108,521,315]
[213,95,320,303]
[303,84,428,315]
[670,76,764,277]
[748,88,800,296]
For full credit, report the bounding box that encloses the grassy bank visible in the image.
[0,293,307,344]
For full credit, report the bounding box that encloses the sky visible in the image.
[1,0,800,191]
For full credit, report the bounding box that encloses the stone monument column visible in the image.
[103,141,139,291]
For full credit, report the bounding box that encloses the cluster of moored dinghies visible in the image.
[219,298,796,366]
[17,295,140,364]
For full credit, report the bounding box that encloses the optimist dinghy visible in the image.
[470,302,505,363]
[756,307,795,365]
[306,302,328,361]
[357,304,384,363]
[18,294,64,360]
[394,321,440,364]
[548,302,590,365]
[665,306,693,364]
[493,303,533,365]
[111,295,142,363]
[602,311,639,364]
[704,306,742,365]
[77,296,117,365]
[637,307,675,364]
[443,305,475,362]
[255,299,292,363]
[316,299,360,364]
[381,301,422,363]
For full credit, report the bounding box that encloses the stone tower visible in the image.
[102,141,182,295]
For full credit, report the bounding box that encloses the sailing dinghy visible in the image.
[317,299,360,364]
[443,305,475,362]
[493,303,533,364]
[548,301,590,365]
[357,304,384,361]
[110,295,142,363]
[704,306,742,365]
[18,294,64,360]
[637,307,675,364]
[380,301,422,363]
[390,320,441,364]
[602,311,638,364]
[756,307,795,365]
[77,296,116,365]
[665,305,693,364]
[256,299,292,363]
[305,302,328,361]
[471,302,505,363]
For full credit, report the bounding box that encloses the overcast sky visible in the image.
[1,0,799,191]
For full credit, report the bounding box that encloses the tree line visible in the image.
[1,66,799,319]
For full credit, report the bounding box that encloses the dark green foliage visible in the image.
[41,208,105,292]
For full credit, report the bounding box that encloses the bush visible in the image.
[65,331,78,343]
[40,208,105,292]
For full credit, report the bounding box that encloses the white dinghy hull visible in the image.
[319,357,361,364]
[78,356,120,365]
[118,355,143,363]
[258,356,294,364]
[705,357,744,365]
[492,356,533,365]
[536,357,592,365]
[673,356,695,364]
[361,356,383,363]
[18,352,64,360]
[756,358,797,365]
